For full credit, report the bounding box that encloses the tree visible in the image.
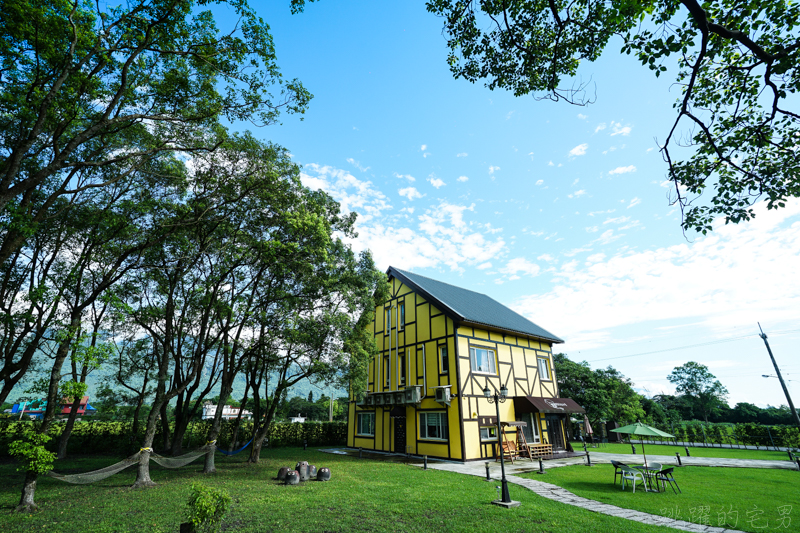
[0,0,311,264]
[668,361,729,423]
[553,353,644,426]
[425,1,800,233]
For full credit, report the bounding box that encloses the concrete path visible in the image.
[426,461,749,533]
[585,452,799,470]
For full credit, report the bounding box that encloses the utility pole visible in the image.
[758,323,800,430]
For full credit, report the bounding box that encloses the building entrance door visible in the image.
[545,415,565,450]
[394,417,406,454]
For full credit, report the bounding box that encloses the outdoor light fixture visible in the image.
[483,383,518,507]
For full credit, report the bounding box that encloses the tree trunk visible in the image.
[16,470,38,512]
[57,397,83,459]
[171,416,189,456]
[132,449,155,489]
[159,402,170,452]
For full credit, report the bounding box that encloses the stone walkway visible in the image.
[426,461,749,533]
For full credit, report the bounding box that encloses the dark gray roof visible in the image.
[388,267,563,344]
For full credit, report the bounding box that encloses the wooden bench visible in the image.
[497,441,518,463]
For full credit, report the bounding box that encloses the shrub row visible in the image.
[620,421,800,449]
[0,419,348,457]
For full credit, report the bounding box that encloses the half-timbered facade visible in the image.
[347,267,585,461]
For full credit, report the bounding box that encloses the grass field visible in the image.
[574,441,794,461]
[0,448,682,533]
[522,463,799,533]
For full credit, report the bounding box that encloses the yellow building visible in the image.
[347,267,585,462]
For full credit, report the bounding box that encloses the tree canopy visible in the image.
[667,360,729,423]
[426,0,800,233]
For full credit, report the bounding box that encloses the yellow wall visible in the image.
[348,275,560,462]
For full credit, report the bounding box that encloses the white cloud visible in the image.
[477,262,493,270]
[537,253,556,262]
[399,187,424,200]
[609,165,637,175]
[595,123,607,133]
[536,180,544,185]
[500,258,541,278]
[489,166,501,174]
[513,199,800,349]
[457,152,468,157]
[457,176,469,182]
[603,216,631,225]
[300,164,390,222]
[568,189,587,199]
[548,161,555,167]
[394,172,416,182]
[586,226,599,233]
[610,121,632,136]
[428,177,446,189]
[569,143,588,156]
[420,144,427,151]
[577,113,588,120]
[588,209,616,217]
[346,158,370,172]
[628,197,642,209]
[572,178,580,186]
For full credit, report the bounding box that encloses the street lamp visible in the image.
[483,383,519,508]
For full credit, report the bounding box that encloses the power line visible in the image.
[582,328,800,364]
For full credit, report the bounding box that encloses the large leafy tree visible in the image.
[667,361,729,423]
[425,0,800,233]
[553,353,644,426]
[0,0,311,263]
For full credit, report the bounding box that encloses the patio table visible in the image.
[633,465,662,493]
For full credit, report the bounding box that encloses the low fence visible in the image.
[0,419,348,457]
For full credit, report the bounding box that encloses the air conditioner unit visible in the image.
[403,386,422,404]
[394,391,405,405]
[363,395,374,406]
[434,387,451,406]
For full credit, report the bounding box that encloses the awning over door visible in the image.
[514,396,586,414]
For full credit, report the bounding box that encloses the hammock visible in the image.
[216,438,253,456]
[47,444,215,484]
[47,452,142,484]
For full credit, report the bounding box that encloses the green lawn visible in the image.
[522,463,799,533]
[1,448,680,533]
[575,441,793,461]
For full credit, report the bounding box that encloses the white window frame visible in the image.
[469,346,497,375]
[439,345,449,374]
[419,412,449,441]
[356,412,375,436]
[398,303,405,331]
[399,349,408,386]
[479,426,498,442]
[385,308,391,335]
[538,357,551,381]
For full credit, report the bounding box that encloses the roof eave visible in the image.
[458,319,565,344]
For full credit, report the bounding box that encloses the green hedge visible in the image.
[630,421,800,450]
[0,419,348,457]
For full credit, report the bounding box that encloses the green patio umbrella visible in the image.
[610,422,674,467]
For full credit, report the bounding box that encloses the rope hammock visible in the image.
[47,443,218,484]
[216,439,253,456]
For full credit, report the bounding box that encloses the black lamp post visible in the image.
[484,383,518,507]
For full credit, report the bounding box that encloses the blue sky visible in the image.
[233,2,800,408]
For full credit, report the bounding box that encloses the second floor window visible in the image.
[439,346,449,374]
[385,308,391,334]
[399,303,405,330]
[538,357,551,380]
[385,356,390,387]
[469,347,496,374]
[399,351,406,385]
